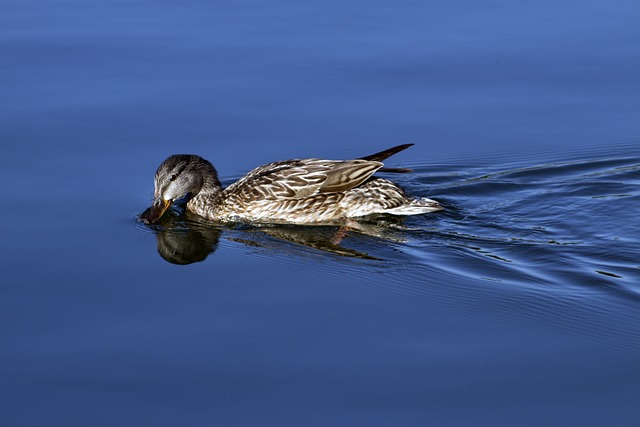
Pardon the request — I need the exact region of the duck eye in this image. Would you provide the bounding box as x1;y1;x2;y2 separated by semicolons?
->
170;174;178;182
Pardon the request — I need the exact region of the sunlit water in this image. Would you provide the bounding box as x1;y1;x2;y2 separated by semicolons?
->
2;0;640;426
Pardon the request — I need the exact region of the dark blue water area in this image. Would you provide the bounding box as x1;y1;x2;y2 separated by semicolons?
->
1;0;640;426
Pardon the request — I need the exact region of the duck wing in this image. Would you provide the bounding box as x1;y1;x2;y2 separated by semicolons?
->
224;159;384;201
317;160;382;193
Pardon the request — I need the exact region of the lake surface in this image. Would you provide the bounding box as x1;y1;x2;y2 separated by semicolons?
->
1;0;639;425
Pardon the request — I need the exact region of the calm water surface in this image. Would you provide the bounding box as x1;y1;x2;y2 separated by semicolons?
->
1;0;639;426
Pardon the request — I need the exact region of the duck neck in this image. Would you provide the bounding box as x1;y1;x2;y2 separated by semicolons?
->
186;164;224;218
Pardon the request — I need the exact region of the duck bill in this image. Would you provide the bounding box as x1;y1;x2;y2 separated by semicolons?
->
142;197;171;224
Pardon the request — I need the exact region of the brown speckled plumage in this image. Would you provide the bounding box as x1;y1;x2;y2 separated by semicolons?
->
141;144;442;225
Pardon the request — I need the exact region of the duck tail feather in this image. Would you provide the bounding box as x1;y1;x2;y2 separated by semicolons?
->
359;144;414;162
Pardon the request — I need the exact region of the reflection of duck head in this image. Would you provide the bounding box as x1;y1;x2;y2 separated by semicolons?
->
140;208;222;265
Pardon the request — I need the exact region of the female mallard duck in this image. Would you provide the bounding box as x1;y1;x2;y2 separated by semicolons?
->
141;144;441;225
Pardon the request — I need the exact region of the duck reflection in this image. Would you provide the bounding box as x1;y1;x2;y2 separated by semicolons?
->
140;208;222;264
139;208;405;264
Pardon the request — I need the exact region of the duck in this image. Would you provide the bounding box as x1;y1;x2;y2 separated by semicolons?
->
141;144;442;225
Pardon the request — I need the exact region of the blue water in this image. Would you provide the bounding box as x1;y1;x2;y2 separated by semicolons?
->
1;0;639;425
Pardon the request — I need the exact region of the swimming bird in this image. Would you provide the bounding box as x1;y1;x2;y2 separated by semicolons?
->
141;144;441;225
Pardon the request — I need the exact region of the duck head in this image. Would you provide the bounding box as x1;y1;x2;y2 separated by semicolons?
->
142;154;216;224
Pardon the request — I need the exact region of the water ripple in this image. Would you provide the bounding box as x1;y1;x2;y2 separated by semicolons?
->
398;155;640;301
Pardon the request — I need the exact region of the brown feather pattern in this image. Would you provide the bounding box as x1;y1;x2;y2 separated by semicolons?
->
145;144;441;225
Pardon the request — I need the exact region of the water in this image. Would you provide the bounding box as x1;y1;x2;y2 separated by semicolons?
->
1;0;639;425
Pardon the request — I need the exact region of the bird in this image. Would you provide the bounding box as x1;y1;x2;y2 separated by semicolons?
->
141;144;442;225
